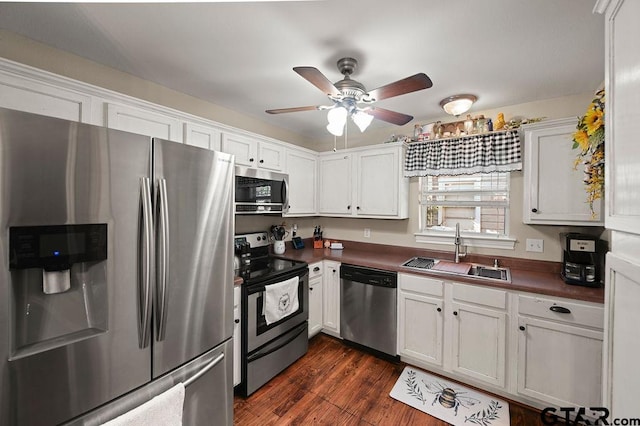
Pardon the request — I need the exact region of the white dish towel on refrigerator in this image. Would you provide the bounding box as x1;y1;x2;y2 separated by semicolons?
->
101;383;185;426
263;276;299;325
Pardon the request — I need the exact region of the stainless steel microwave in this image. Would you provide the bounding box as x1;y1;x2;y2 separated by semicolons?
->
235;166;289;214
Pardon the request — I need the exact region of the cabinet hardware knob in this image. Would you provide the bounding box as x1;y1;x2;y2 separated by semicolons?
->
531;208;538;213
259;159;264;163
333;269;336;273
356;206;360;210
437;307;442;312
519;325;525;331
549;305;571;314
347;205;351;210
313;267;320;272
249;158;254;162
453;311;458;316
310;287;313;291
234;319;240;324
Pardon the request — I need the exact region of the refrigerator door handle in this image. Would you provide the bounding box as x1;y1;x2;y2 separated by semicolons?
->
183;352;225;388
155;178;170;341
139;177;154;348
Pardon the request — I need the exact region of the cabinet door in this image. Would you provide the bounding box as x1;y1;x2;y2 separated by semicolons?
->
603;253;640;418
523;118;603;225
450;302;507;387
284;149;317;216
257;140;285;171
308;275;323;338
319;153;352;215
105;103;182;142
0;72;92;123
184;122;221;151
356;147;400;217
221;133;258;167
517;316;602;408
322;261;341;336
398;291;444;367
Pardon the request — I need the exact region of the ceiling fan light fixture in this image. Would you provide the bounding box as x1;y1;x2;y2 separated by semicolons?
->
352;110;374;132
326;106;348;136
440;94;477;116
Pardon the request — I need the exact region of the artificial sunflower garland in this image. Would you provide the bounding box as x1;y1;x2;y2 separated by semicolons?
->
572;89;605;218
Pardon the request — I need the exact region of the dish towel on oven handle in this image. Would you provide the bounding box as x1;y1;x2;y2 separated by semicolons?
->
263;276;299;325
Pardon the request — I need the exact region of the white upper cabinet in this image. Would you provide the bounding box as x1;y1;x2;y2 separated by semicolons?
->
318;142;409;219
318;152;353;215
0;70;92;123
183;122;221;151
284;148;317;216
105;103;182;142
522;118;603;225
221;133;284;171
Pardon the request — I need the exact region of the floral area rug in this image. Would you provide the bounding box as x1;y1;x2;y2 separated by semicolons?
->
389;367;510;426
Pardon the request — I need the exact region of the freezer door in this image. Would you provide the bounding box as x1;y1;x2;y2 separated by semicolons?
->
0;109;152;426
152;139;234;377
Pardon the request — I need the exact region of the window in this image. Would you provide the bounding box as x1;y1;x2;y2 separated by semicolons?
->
416;172;516;249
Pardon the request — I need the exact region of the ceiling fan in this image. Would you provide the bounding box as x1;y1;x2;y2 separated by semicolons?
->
266;57;433;135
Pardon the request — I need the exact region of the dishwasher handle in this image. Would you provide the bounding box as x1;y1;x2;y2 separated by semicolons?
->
340;264;397;288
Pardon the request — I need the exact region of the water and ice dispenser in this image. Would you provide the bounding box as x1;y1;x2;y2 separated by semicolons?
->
8;224;108;358
10;224;107;294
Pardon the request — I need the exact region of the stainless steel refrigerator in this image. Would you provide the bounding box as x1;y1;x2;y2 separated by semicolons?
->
0;107;234;425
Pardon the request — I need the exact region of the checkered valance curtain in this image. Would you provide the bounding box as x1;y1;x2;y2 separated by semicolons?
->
404;130;522;177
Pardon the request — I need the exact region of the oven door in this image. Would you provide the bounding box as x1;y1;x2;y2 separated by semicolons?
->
244;269;308;354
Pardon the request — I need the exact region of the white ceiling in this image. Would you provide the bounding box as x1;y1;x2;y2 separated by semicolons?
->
0;1;604;140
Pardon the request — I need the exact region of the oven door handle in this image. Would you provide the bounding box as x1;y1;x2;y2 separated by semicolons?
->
247;323;307;363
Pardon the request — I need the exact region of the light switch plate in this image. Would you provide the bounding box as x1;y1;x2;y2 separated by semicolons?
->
526;238;544;252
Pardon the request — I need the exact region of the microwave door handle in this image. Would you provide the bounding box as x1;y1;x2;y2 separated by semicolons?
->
139;177;153;349
155;178;170;341
282;178;289;213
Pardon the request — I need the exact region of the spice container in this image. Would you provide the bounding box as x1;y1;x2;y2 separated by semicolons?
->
464;114;474;135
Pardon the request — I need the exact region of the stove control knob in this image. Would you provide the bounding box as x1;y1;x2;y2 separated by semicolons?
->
256;236;261;241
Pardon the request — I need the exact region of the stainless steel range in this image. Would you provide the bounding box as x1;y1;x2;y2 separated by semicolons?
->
235;232;309;396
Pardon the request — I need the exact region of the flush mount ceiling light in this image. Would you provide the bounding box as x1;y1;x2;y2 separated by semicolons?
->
439;94;478;116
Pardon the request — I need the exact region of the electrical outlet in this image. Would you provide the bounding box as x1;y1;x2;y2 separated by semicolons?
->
364;228;371;238
526;238;544;253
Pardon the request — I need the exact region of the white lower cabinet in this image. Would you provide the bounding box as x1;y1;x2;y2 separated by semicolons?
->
397;274;444;367
398;273;604;412
308;262;323;338
516;294;604;410
322;260;341;337
233;286;241;387
450;283;508;388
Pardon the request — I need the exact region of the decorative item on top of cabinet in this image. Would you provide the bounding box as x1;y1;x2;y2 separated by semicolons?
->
318;142;408;219
221;132;284;171
522;117;603;225
308;262;323;338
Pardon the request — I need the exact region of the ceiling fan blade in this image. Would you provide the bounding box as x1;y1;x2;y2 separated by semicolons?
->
293;66;342;97
367;73;433;102
266;106;321;114
367;107;414;126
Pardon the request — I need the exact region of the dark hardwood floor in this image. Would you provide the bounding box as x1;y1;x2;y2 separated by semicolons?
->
234;333;545;425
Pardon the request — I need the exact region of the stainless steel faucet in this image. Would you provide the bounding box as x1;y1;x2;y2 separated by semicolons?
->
454;222;467;263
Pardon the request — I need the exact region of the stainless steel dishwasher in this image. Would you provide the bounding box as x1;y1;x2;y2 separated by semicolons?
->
340;264;397;358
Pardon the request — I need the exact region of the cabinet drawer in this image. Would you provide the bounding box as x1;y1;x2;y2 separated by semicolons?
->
452;283;507;310
399;273;443;297
308;262;323;279
517;295;603;329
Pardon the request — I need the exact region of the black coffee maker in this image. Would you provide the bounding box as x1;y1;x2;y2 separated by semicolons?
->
560;233;605;287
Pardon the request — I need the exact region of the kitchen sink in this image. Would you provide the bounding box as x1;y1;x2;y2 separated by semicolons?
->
401;257;511;283
468;264;511;282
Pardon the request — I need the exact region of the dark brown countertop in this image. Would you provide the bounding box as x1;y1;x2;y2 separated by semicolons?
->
271;239;604;304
